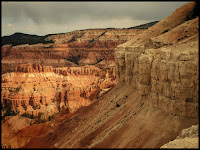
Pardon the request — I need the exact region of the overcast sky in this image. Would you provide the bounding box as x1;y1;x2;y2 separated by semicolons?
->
2;1;189;36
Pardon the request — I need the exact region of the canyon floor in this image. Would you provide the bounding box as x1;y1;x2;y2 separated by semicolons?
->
1;2;199;149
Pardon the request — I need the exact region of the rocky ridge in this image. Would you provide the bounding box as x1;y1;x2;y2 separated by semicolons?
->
115;2;198;118
1;29;145;74
10;2;197;149
1;2;199;149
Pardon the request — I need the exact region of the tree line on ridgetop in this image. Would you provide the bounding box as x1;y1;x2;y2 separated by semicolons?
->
1;21;159;46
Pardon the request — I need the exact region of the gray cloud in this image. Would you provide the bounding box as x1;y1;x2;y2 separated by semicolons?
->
2;1;189;36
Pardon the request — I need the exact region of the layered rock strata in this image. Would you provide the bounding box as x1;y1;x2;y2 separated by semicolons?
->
18;2;198;149
1;29;145;74
115;2;198;118
1;2;198;149
1;63;116;120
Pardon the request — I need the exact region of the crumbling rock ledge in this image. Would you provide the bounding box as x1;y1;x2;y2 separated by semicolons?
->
160;125;199;148
115;2;198;118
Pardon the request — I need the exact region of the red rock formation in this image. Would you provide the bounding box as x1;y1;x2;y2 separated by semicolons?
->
1;116;49;149
1;44;12;58
1;29;145;74
15;63;53;73
1;2;198;149
1;63;116;120
53;65;101;76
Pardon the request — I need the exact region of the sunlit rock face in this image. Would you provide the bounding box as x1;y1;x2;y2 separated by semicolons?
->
1;28;140;119
1;28;145;74
1;25;140;149
1;2;199;149
1;63;116;120
115;2;198;118
160;125;199;149
1;63;116;149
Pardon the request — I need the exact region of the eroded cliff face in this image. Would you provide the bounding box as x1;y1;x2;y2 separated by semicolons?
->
1;61;116;148
1;29;144;74
16;2;198;149
1;63;116;121
160;125;199;148
1;2;198;149
115;2;198;118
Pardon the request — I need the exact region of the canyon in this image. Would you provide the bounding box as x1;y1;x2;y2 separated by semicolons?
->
1;28;145;74
1;2;199;149
2;25;146;121
1;18;147;149
1;63;116;119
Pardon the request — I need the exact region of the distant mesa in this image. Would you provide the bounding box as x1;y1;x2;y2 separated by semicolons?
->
127;21;159;29
1;2;199;149
1;21;158;46
2;32;54;46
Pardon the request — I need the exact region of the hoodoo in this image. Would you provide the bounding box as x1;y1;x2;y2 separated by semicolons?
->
1;2;198;149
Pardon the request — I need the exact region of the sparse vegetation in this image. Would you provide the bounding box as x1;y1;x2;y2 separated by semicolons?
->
23;105;27;111
126;21;159;29
96;58;104;64
65;55;81;65
2;106;19;120
32;104;40;110
2;32;54;46
88;39;95;43
162;29;169;34
21;112;36;119
67;36;76;43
